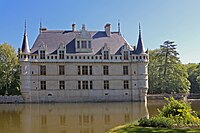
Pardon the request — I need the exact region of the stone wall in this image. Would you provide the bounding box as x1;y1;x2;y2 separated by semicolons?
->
0;96;24;103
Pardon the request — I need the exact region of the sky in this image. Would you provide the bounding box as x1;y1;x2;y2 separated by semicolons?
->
0;0;200;64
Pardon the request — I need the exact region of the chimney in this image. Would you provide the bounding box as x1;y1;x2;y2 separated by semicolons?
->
104;23;111;37
72;23;76;31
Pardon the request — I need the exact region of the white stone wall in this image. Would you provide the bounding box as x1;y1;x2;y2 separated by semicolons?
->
20;54;148;103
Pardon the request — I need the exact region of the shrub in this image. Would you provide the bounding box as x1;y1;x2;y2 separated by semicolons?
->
138;116;174;128
138;97;200;128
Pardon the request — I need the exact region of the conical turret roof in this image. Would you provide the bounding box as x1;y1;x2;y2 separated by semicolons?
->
21;21;30;54
135;24;145;54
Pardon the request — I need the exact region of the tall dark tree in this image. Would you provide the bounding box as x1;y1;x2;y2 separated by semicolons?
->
148;41;190;94
0;43;20;95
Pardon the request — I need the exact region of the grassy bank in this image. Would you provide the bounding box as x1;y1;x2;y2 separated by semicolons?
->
107;123;200;133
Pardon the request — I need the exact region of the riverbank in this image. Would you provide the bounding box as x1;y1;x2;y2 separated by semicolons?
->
107;123;200;133
0;95;24;103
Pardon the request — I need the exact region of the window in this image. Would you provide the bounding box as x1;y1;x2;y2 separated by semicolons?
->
59;65;65;75
40;65;46;75
82;81;88;89
82;66;88;75
124;80;129;89
78;81;81;89
40;50;45;59
124;51;128;60
78;66;81;75
59;81;65;90
104;80;109;89
59;50;64;59
77;41;80;48
103;66;109;75
89;66;92;75
88;41;91;48
123;66;128;75
90;81;93;89
41;81;46;90
104;51;109;59
81;41;87;48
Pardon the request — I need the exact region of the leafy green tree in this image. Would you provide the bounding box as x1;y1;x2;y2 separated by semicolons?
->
0;43;20;95
186;63;200;93
148;41;190;94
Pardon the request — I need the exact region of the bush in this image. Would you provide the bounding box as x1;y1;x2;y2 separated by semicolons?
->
138;117;174;128
138;97;200;128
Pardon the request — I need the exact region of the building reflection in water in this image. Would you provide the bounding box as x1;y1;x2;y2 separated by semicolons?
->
0;102;149;133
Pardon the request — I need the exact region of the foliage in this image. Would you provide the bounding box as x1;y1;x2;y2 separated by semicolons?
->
107;124;200;133
0;43;20;95
186;63;200;93
148;41;190;94
138;116;174;128
159;97;200;127
138;97;200;129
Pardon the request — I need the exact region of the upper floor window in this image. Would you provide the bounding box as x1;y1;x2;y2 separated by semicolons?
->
89;66;92;75
78;66;81;75
59;50;64;59
81;41;87;48
59;65;65;75
123;66;128;75
41;81;46;90
104;51;109;60
40;65;46;75
103;66;109;75
82;66;88;75
124;51;128;60
40;50;45;59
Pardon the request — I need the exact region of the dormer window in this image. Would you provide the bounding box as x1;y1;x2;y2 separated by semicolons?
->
77;41;80;48
40;50;45;59
59;50;64;59
124;51;128;60
88;41;91;48
104;51;109;60
81;41;87;48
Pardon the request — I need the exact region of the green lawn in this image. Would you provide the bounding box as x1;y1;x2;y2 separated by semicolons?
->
107;124;200;133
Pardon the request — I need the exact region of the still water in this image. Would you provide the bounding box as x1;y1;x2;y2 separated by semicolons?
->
0;100;199;133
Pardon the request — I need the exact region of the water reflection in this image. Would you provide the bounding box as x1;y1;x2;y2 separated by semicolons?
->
0;102;148;133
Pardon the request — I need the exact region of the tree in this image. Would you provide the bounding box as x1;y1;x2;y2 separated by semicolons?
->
186;63;200;93
0;43;20;95
148;41;190;94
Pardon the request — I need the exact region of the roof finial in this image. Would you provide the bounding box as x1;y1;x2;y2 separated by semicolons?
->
118;19;121;35
24;19;27;35
39;18;43;33
139;23;141;35
40;18;42;29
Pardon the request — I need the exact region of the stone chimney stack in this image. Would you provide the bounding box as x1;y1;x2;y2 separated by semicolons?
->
104;23;111;37
72;23;76;31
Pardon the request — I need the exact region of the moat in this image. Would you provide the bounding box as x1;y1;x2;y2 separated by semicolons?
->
0;100;200;133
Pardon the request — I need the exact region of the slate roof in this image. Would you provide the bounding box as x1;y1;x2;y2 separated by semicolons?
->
30;30;134;55
29;25;146;55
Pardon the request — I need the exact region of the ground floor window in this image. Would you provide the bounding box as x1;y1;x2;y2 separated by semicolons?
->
41;81;46;90
104;80;109;89
59;81;65;90
124;80;129;89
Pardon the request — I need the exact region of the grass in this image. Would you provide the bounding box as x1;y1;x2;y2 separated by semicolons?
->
107;123;200;133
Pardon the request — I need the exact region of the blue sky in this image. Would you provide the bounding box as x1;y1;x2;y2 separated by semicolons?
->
0;0;199;63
